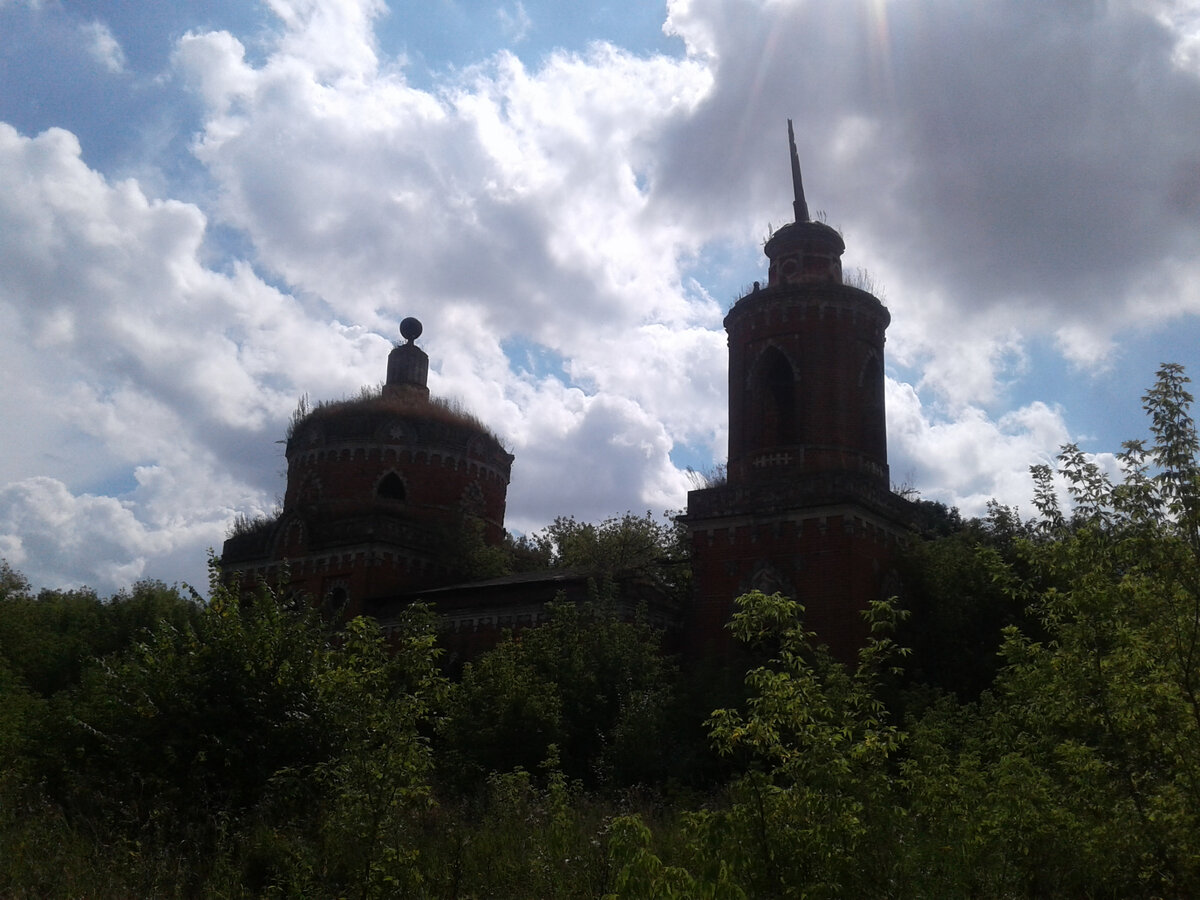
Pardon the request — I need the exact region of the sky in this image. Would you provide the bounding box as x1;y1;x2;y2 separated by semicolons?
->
2;0;1199;595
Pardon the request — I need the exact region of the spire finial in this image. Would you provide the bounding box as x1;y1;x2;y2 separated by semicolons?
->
788;119;809;223
385;316;430;400
399;316;423;345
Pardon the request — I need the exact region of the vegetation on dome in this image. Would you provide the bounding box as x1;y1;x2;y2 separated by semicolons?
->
685;461;728;490
762;210;843;244
226;512;279;541
285;385;507;448
844;267;885;298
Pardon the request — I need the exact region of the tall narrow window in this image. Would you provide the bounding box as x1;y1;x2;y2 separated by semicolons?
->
859;355;886;460
752;347;798;447
377;471;406;502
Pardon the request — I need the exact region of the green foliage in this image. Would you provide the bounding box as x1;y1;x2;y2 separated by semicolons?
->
226;511;278;540
0;560;447;897
0;660;41;792
904;362;1200;897
0;559;30;599
418;761;612;899
267;608;448;898
698;591;908;897
897;502;1038;700
58;573;331;837
605;815;744;900
606;590;909;898
0;578;198;698
439;516;516;581
451;509;689;584
0;575;201;815
43;564;445;863
906;497;965;538
442;596;677;789
441;633;565;781
526;510;688;577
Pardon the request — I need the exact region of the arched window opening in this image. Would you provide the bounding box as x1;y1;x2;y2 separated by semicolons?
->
299;477;320;507
859;354;886;459
377;472;406;502
284;518;304;551
321;585;349;622
752;347;798;448
326;585;348;611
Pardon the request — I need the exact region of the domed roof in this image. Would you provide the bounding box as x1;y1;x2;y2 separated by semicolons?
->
763;219;845;259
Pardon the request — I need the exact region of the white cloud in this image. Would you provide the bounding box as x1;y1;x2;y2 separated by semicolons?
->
661;0;1200;392
505;391;693;532
264;0;387;79
81;20;126;73
497;2;532;43
170;6;723;537
0;122;380;592
886;379;1071;517
0;477;163;590
1138;0;1200;70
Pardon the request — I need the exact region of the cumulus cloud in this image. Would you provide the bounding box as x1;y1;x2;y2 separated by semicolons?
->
0;122;384;591
171;3;723;530
497;2;531;43
81;20;126;73
886;379;1072;517
0;477;165;590
178;0;1200;414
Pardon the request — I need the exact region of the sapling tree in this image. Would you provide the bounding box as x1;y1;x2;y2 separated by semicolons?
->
907;363;1200;896
607;589;910;899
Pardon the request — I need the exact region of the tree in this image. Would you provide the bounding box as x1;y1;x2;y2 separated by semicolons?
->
58;570;334;838
283;608;447;899
607;590;909;898
517;511;690;602
0;577;198;698
905;363;1200;896
534;511;686;572
440;595;677;789
896;502;1038;701
54;562;444;856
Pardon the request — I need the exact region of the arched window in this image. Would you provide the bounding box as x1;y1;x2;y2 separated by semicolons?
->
377;471;406;502
279;516;305;555
321;584;349;622
751;346;798;447
299;476;320;507
859;354;886;459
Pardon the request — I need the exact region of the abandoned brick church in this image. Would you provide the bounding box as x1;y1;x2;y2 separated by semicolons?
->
221;123;916;662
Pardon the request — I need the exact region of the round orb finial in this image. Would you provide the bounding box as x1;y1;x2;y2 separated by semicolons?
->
399;317;423;343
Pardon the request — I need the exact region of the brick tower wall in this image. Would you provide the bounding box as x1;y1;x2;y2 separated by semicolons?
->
222;397;513;616
685;504;906;661
726;282;890;487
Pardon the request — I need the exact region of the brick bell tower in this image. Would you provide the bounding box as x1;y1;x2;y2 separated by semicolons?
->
684;121;914;660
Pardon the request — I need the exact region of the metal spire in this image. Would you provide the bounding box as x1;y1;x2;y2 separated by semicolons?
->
787;119;809;223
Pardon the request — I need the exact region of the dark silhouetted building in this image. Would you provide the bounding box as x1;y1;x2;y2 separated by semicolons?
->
223;123;914;662
221;317;513;620
682;121;914;661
